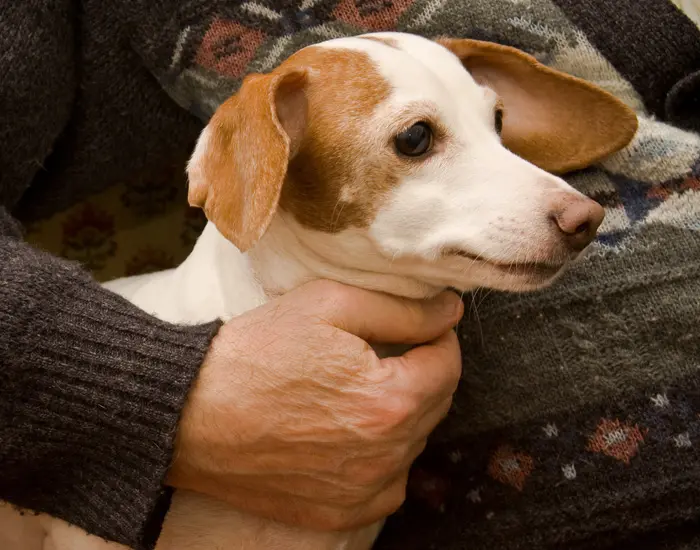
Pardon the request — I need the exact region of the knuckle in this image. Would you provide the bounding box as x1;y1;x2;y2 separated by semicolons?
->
360;394;416;439
382;396;416;431
386;443;414;469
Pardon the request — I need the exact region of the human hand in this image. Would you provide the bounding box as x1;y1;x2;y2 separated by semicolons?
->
167;280;463;531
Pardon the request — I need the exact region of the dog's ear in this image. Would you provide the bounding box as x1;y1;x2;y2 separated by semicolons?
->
436;38;638;174
187;68;308;251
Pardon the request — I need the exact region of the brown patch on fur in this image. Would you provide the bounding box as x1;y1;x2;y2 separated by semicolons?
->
276;46;404;233
188;44;413;245
437;38;638;174
359;35;400;49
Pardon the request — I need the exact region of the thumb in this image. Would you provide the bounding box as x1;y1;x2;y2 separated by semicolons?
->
301;281;463;344
388;330;462;402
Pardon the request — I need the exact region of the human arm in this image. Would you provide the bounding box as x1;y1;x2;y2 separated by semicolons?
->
1;216;464;546
0;207;221;549
0;3;223;546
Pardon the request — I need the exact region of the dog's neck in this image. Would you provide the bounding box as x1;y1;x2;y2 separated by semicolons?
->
194;214;443;319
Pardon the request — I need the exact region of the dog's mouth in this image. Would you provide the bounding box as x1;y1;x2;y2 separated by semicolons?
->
444;248;566;279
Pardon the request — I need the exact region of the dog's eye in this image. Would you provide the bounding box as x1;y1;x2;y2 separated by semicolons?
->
494;107;504;135
395;122;433;157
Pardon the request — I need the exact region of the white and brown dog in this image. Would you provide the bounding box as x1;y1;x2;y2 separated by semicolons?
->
1;32;637;550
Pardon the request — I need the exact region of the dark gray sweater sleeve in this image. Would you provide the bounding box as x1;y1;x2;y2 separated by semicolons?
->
0;207;222;549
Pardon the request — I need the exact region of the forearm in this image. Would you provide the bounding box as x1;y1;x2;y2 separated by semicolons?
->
0;208;221;549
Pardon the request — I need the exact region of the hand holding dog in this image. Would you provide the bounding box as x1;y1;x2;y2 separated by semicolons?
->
167;280;463;531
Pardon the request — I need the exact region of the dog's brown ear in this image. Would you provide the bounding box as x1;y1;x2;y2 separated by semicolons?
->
187;68;308;251
436;38;638;174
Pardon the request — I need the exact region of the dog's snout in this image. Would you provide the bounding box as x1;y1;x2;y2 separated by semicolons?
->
550;195;605;251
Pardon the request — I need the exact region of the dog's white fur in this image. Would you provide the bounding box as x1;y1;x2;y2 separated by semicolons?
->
1;32;635;550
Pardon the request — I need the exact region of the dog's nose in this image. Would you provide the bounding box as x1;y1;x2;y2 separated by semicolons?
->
551;196;605;251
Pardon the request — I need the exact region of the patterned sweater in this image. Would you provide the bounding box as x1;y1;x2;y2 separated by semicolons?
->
1;1;699;549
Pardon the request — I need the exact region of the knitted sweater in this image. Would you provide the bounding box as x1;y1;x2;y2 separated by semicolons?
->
1;1;699;549
0;208;220;547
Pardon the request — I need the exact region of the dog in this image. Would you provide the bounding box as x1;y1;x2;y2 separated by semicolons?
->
0;32;637;550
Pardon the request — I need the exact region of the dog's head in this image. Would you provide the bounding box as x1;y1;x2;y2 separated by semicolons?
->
188;32;637;294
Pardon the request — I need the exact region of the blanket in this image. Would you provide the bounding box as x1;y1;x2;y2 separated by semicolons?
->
20;0;700;548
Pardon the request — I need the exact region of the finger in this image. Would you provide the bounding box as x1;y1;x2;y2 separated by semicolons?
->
303;281;464;344
218;471;370;506
213;478;403;532
386;330;462;401
348;475;408;528
391;440;428;475
413;396;453;439
202;479;325;528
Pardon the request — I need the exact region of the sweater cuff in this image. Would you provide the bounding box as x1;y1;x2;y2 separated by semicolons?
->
0;236;222;549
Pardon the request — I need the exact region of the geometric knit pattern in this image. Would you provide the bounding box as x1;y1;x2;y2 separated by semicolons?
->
157;0;700;251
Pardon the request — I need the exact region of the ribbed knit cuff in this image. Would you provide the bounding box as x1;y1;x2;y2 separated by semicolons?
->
0;236;222;549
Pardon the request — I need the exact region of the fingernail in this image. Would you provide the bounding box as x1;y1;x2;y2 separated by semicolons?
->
437;291;461;315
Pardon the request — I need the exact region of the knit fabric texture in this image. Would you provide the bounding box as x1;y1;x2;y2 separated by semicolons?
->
1;0;699;549
0;5;222;548
0;206;222;548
